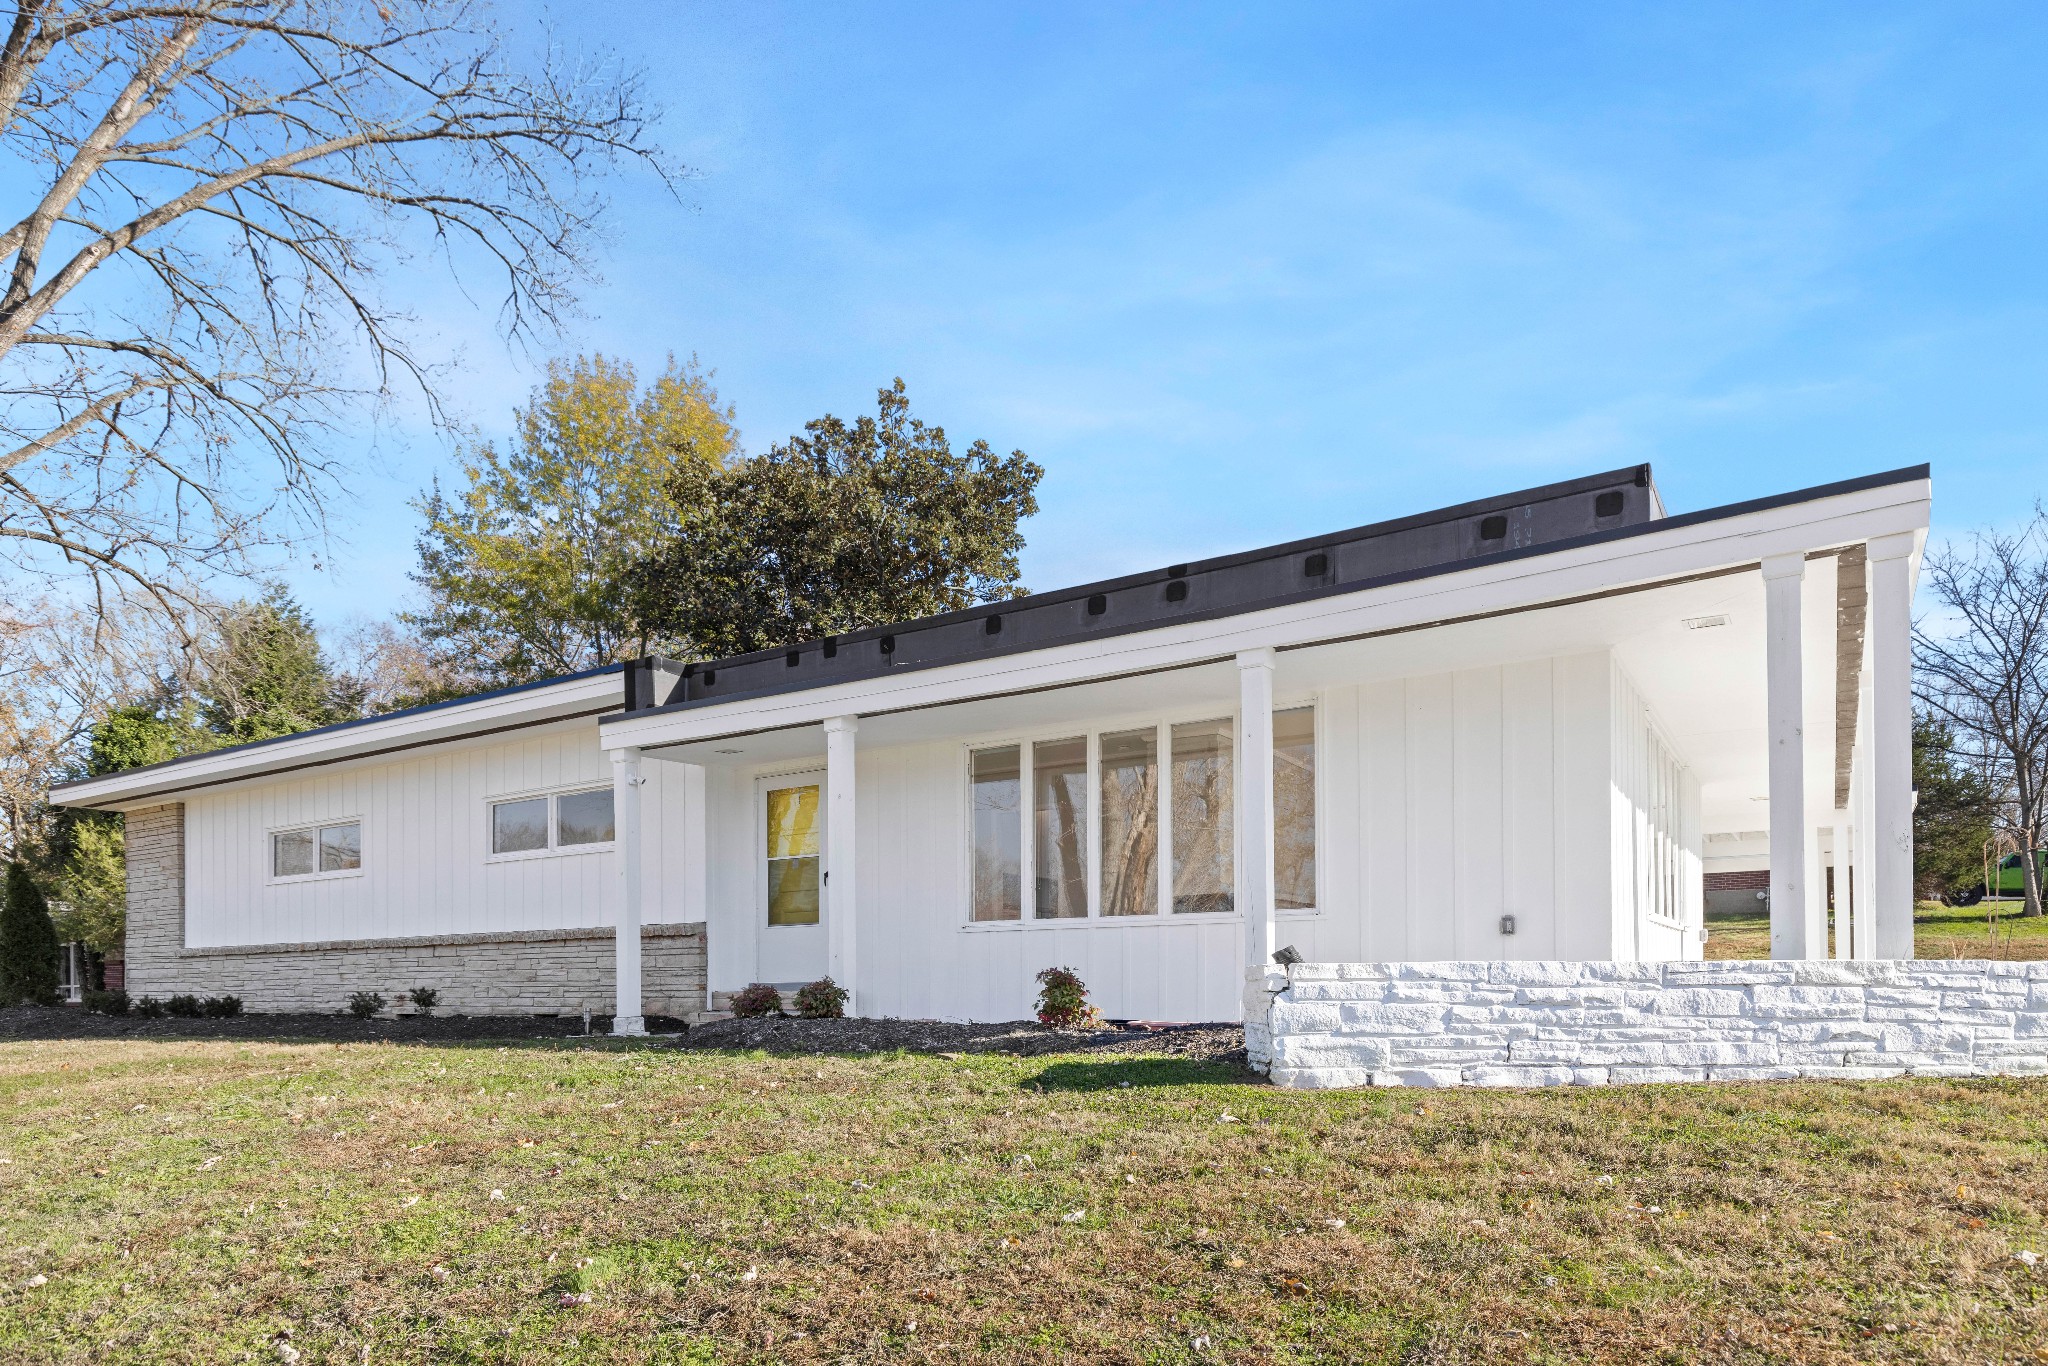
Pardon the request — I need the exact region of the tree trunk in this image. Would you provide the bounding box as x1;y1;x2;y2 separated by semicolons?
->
2023;844;2044;918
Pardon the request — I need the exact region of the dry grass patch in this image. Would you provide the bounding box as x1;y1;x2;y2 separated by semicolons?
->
0;1038;2044;1363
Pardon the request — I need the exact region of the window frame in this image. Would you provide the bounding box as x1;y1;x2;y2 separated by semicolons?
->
483;782;618;863
266;816;366;884
958;696;1322;931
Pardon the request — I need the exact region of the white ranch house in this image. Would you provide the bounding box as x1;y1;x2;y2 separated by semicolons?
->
60;463;2006;1089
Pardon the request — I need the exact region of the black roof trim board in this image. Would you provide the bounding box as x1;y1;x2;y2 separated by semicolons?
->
49;662;624;797
617;462;1929;722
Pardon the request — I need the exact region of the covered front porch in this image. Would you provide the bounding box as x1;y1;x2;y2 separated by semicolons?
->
591;483;1923;1032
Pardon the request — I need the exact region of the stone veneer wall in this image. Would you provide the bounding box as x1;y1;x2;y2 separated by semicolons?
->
1245;960;2048;1089
122;801;707;1017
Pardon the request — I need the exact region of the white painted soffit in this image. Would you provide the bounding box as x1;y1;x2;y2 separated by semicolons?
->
50;668;625;810
602;472;1930;752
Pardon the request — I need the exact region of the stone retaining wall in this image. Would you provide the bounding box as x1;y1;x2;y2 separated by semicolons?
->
122;801;706;1017
1245;960;2048;1088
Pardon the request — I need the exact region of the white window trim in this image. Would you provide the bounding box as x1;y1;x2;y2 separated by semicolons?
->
957;695;1322;932
484;782;617;864
266;816;366;885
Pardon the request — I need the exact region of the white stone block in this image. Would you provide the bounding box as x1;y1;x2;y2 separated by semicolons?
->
1369;1067;1467;1088
1268;1067;1378;1090
1463;1065;1581;1087
1648;988;1750;1017
1338;1002;1446;1033
1388;962;1492;982
1605;1066;1710;1084
1485;961;1587;987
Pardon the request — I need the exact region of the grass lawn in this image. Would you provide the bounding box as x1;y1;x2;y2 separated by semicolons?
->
4;1039;2047;1363
1706;900;2048;961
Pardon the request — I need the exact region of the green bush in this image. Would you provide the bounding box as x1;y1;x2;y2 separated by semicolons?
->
83;988;129;1015
1034;966;1102;1029
729;983;782;1018
347;991;385;1019
408;987;439;1015
165;994;203;1018
0;862;61;1006
792;977;847;1019
133;996;167;1019
201;995;242;1018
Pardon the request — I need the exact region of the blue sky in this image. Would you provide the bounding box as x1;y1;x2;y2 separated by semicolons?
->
295;0;2047;625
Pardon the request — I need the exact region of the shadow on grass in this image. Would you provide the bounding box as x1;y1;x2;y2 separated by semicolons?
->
1021;1056;1256;1091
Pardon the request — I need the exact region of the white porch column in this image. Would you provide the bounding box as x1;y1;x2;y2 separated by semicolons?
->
609;746;646;1036
1868;532;1917;958
1236;648;1277;973
824;715;859;1011
1830;811;1853;960
1762;552;1811;959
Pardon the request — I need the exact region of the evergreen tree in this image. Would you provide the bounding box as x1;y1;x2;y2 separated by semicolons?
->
0;862;60;1007
1914;714;2001;901
197;588;353;744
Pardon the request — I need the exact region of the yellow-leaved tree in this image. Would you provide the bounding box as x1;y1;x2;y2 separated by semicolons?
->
407;355;738;687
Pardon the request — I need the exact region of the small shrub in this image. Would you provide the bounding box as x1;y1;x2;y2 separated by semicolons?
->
83;988;129;1016
132;996;167;1019
347;990;385;1020
200;995;242;1018
165;994;203;1018
792;977;848;1019
729;983;783;1018
1034;966;1103;1029
408;987;439;1015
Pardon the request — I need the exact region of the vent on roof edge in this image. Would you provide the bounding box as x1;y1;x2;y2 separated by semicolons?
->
1086;593;1106;616
822;638;837;658
701;669;716;686
1479;515;1508;541
1165;580;1189;602
785;650;800;667
1595;490;1625;518
984;614;1002;635
1303;552;1329;578
879;635;896;655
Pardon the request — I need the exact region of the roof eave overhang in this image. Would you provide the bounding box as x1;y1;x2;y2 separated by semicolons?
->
601;467;1930;753
51;668;626;811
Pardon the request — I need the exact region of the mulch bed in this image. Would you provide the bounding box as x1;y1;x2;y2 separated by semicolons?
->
0;1005;623;1044
0;1004;1246;1062
674;1016;1248;1063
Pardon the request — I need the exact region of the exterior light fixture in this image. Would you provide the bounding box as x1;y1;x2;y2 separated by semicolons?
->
1272;945;1302;967
1499;915;1517;936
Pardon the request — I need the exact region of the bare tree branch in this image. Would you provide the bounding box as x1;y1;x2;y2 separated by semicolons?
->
1914;505;2048;916
0;0;677;631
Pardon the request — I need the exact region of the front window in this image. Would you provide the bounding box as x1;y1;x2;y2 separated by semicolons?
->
272;821;361;879
968;706;1316;924
488;786;614;858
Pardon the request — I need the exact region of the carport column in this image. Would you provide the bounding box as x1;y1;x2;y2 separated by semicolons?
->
1236;648;1278;974
1762;553;1811;960
824;716;860;1012
1831;811;1854;959
1867;533;1917;958
609;746;646;1036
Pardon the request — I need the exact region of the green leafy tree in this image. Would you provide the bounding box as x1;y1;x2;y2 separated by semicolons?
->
635;379;1043;657
1;862;60;1006
1914;715;2001;901
408;354;738;686
52;819;123;957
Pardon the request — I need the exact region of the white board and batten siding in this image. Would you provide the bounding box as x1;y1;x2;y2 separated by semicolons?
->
788;647;1705;1025
182;724;705;949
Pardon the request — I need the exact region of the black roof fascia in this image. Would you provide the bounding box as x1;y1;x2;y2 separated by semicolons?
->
621;462;1928;722
49;662;625;797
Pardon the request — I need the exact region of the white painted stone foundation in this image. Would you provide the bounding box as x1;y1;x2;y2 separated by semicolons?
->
1244;960;2048;1088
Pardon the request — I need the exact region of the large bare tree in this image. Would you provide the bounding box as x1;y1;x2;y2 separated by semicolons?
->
1915;506;2048;917
0;0;671;634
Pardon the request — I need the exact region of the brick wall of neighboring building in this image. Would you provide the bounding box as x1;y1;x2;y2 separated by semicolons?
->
121;799;707;1017
1705;869;1770;892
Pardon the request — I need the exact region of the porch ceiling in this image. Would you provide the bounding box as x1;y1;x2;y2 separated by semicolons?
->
643;559;1847;842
